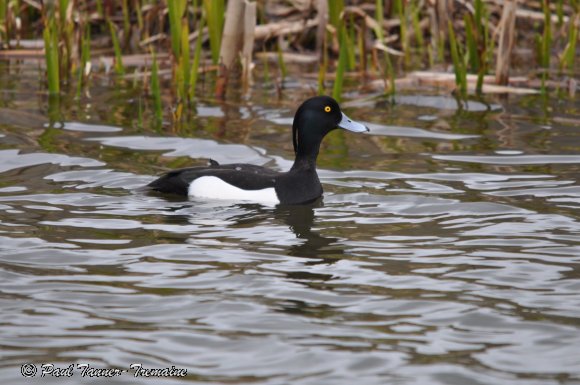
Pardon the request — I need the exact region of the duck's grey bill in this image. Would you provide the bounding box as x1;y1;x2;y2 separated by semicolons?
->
338;112;369;133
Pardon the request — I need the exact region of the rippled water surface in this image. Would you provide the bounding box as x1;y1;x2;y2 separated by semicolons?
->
1;63;580;384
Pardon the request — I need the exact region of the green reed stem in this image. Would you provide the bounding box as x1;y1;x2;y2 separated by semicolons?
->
384;52;395;97
560;14;578;72
134;0;143;31
345;20;356;71
168;0;186;58
328;0;344;29
108;20;125;75
189;16;204;100
448;21;467;98
394;0;409;65
411;0;424;52
76;24;91;96
277;42;287;83
203;0;224;64
96;0;103;18
0;0;7;45
181;18;190;89
332;27;348;102
318;31;328;95
375;0;384;41
121;0;130;46
43;17;60;94
464;15;479;73
537;0;551;93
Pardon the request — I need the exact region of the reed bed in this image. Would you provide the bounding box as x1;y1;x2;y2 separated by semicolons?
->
0;0;578;120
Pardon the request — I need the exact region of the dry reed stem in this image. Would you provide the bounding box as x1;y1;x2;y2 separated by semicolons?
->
219;0;245;71
254;18;318;40
495;0;517;85
316;0;328;55
216;0;245;98
242;0;256;89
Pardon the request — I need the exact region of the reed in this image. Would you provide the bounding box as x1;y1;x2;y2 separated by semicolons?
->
189;17;204;100
317;32;328;95
168;0;186;58
328;1;348;101
394;0;409;65
357;22;366;77
328;0;344;29
135;0;143;31
560;14;578;72
375;0;384;41
0;0;8;45
6;0;579;102
384;52;395;97
121;0;131;46
464;16;479;73
346;17;356;71
43;17;60;94
536;0;552;92
150;52;163;121
137;97;144;129
58;0;74;75
448;21;467;98
204;0;224;64
76;24;91;96
262;46;271;86
557;0;564;27
179;19;190;98
277;42;287;84
108;20;125;75
96;0;103;18
332;28;348;102
411;0;424;54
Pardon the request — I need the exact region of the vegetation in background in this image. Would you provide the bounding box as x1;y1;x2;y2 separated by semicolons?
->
0;0;577;121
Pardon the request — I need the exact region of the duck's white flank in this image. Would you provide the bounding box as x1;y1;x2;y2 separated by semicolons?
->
188;176;280;204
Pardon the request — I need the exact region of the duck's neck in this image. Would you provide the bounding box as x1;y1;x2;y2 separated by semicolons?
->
290;141;321;171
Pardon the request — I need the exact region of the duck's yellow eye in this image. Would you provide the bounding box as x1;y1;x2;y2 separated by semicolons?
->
324;106;331;113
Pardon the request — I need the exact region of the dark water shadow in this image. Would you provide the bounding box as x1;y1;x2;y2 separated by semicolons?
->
146;192;344;265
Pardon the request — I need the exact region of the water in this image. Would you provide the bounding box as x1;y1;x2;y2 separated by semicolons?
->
1;62;580;384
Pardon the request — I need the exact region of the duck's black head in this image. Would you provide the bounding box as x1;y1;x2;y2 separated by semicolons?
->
292;96;368;158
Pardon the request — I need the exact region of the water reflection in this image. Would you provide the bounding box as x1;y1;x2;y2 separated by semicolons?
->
149;193;343;265
274;202;343;263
